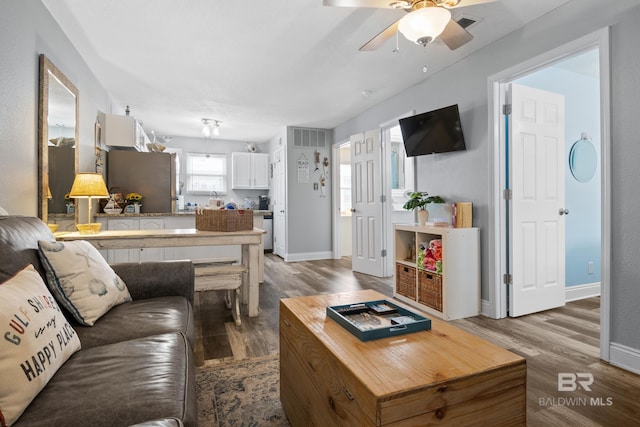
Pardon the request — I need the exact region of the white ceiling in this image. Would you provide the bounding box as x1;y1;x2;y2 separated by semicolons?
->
42;0;569;143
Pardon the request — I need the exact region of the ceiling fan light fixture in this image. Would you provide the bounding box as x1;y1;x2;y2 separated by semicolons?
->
398;6;451;47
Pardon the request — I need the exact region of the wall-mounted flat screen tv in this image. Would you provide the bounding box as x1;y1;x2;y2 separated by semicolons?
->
399;104;467;157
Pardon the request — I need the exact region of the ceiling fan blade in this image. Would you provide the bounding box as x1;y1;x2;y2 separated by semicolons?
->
437;0;495;8
439;19;473;50
323;0;402;8
359;19;400;51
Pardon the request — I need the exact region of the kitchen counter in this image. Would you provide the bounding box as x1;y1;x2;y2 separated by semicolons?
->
95;210;272;218
93;210;271;282
57;227;265;317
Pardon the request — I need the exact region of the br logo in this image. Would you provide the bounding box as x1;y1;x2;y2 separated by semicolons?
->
558;373;594;392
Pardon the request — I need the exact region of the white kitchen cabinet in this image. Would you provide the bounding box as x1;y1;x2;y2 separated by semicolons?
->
96;217;165;262
162;216;241;263
138;218;165;261
394;224;480;321
231;152;269;189
104;114;149;152
95;213;266;282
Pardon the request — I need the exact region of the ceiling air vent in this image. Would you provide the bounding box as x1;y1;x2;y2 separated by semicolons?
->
456;16;477;30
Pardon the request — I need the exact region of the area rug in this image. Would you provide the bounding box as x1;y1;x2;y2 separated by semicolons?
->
196;354;290;426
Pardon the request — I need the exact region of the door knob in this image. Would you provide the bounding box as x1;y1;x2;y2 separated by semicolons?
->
559;208;569;215
350;208;356;213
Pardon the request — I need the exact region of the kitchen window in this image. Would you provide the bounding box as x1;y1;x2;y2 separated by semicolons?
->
185;152;227;195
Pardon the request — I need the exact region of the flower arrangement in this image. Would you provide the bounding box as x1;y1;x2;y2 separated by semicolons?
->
64;193;74;214
125;193;143;204
417;239;443;272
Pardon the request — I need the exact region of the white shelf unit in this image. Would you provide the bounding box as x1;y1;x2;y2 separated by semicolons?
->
394;224;480;321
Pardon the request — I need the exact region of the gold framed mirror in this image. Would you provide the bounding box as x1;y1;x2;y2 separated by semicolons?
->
38;54;79;225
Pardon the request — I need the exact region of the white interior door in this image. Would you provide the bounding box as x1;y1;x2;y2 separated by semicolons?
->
272;148;286;258
510;83;566;316
351;129;384;277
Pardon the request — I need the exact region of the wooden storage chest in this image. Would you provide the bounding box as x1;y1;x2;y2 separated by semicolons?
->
280;290;526;427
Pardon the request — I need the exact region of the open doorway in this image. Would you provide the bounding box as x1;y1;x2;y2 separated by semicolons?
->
513;49;602;308
489;29;611;360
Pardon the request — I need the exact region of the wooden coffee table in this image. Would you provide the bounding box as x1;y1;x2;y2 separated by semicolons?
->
280;289;526;426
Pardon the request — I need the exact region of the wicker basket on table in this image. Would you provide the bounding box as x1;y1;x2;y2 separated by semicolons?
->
195;209;254;231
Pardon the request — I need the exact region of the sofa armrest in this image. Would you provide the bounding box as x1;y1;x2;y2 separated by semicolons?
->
112;261;194;305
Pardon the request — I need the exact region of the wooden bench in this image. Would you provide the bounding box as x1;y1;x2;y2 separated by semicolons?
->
191;257;246;326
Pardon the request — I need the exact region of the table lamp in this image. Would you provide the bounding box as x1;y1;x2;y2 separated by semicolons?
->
69;172;109;234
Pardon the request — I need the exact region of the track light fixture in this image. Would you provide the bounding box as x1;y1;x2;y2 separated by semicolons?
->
202;119;221;138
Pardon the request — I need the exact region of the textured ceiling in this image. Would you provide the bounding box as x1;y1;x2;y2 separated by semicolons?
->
42;0;569;142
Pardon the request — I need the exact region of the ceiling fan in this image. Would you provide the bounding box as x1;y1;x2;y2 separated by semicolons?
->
323;0;495;51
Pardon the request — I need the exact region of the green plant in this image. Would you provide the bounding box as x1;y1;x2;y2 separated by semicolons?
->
402;192;445;211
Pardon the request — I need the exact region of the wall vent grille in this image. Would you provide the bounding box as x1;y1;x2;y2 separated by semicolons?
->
292;128;329;148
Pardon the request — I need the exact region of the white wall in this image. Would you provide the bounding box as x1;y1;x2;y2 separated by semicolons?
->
609;5;640;368
0;0;111;214
284;127;333;260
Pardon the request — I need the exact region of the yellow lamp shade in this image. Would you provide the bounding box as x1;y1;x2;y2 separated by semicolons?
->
69;173;108;234
69;173;109;198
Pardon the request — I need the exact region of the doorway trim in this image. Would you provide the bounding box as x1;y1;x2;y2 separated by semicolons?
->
332;139;351;259
487;28;611;360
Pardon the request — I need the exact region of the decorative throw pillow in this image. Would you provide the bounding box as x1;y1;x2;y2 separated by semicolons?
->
0;265;81;426
38;240;132;326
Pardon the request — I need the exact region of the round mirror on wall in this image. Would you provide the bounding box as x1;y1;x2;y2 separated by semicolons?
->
569;132;597;183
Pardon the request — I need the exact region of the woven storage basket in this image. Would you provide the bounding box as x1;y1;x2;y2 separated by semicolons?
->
395;263;417;300
418;270;443;312
195;209;254;231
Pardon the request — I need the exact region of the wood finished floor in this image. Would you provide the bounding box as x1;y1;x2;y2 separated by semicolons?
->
194;254;640;426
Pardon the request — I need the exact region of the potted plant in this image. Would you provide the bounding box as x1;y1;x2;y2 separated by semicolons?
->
403;192;445;226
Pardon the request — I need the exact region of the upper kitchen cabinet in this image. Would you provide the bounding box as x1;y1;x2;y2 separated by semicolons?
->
232;152;269;189
104;114;150;152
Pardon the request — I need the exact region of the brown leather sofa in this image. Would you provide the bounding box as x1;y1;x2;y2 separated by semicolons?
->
0;216;197;427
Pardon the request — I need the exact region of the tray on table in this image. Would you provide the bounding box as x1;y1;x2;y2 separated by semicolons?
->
326;299;431;341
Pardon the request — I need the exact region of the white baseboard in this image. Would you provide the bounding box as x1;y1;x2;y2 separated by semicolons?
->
285;251;333;262
481;299;499;319
480;283;600;320
609;342;640;375
565;282;601;302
